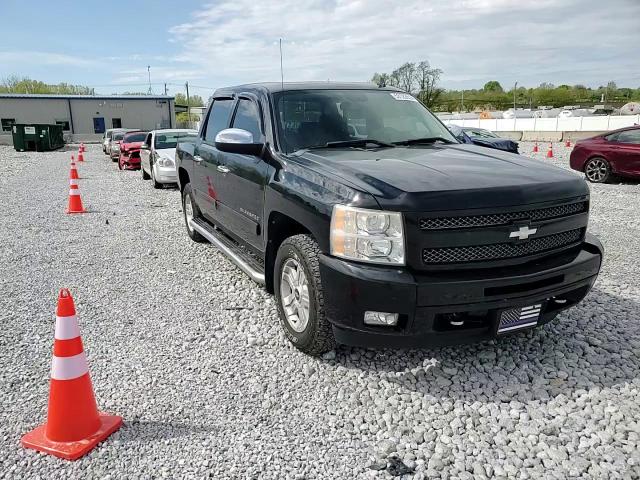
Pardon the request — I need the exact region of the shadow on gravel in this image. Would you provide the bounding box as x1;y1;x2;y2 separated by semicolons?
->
118;419;219;443
331;288;640;402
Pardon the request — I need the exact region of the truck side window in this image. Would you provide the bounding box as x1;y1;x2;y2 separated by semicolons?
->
232;99;262;141
204;99;234;144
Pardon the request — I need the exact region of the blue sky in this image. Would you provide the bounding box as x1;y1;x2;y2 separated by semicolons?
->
1;0;639;99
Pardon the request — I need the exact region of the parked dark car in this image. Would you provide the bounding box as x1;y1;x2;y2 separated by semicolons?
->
176;82;602;356
448;125;519;153
570;126;640;183
118;131;148;170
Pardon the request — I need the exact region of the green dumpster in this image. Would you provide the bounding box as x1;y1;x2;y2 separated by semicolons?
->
12;124;65;152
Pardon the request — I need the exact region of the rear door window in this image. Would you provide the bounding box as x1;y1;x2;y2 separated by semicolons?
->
204;99;234;144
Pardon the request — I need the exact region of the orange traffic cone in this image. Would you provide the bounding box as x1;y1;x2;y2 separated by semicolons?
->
546;143;554;158
533;142;539;153
66;182;87;214
70;156;79;180
77;150;85;162
21;289;122;460
80;143;86;153
565;139;571;147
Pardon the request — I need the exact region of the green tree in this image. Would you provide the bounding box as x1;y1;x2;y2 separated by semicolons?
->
483;81;503;93
175;93;204;124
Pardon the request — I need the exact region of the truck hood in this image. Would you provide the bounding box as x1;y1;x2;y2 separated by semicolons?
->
293;144;589;211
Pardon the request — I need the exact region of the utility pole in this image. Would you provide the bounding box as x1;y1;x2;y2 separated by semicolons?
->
513;81;518;111
461;90;464;112
185;81;191;128
164;83;167;95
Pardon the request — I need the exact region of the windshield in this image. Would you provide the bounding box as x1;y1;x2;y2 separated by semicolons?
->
465;128;498;139
155;132;198;149
123;132;147;143
113;132;125;141
273;89;457;153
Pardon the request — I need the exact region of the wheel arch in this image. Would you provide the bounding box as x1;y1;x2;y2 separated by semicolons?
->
178;167;190;193
265;212;313;293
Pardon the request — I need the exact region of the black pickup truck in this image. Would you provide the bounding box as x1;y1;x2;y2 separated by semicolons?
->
176;82;603;355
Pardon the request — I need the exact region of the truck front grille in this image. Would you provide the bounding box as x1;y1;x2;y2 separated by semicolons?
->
422;228;583;264
419;201;587;230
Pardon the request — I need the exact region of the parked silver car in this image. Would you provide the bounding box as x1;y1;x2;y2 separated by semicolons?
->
140;129;198;187
106;129;137;158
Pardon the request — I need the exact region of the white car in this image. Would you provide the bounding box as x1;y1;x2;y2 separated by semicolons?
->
103;128;134;155
140;129;198;187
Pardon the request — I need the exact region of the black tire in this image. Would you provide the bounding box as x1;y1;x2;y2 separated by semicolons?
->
111;155;118;163
118;157;124;170
274;234;336;356
584;157;611;183
151;164;161;189
182;184;206;243
141;164;150;180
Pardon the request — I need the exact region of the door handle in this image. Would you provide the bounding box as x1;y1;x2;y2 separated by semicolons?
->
194;155;204;163
217;165;230;173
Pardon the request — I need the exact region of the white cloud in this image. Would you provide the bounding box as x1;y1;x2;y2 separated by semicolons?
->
169;0;640;88
0;51;99;68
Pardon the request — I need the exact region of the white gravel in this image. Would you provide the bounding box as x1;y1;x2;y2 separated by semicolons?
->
1;142;639;479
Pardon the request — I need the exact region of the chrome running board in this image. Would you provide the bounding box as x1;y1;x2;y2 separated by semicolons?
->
190;218;266;285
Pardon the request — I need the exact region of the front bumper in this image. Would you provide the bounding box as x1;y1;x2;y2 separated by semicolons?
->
119;153;140;169
153;164;178;184
319;233;603;348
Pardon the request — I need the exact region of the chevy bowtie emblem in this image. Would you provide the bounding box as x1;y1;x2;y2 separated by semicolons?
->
510;225;538;241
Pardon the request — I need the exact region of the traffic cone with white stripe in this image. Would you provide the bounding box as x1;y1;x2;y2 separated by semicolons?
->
70;155;79;180
546;143;554;158
80;143;85;153
66;181;87;214
532;142;539;153
77;150;85;162
21;289;122;460
565;139;571;147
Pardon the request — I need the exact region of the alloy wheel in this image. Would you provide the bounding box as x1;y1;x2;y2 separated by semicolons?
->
184;194;194;233
585;158;608;182
280;258;310;333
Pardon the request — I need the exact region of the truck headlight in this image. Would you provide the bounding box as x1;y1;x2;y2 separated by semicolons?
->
330;205;405;265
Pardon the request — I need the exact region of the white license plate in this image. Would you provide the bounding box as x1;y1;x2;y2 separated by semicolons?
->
498;304;542;334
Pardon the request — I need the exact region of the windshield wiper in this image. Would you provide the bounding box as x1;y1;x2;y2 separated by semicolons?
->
307;139;395;150
392;136;456;146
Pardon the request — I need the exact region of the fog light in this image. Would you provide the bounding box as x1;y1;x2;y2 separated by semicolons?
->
364;311;399;326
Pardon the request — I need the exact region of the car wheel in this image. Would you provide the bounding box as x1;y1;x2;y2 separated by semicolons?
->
111;154;118;163
151;164;161;189
274;234;336;356
141;163;150;180
584;157;611;183
182;184;206;242
118;157;124;170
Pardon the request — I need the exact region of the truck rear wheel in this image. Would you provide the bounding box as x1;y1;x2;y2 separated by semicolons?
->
182;184;206;243
274;234;336;356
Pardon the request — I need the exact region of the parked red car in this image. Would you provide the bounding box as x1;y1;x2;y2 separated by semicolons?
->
118;131;148;170
570;126;640;183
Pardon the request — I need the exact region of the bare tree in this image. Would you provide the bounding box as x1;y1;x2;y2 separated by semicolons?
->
393;62;417;93
371;73;390;87
415;61;443;107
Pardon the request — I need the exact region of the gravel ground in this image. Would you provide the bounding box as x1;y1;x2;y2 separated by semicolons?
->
1;142;639;479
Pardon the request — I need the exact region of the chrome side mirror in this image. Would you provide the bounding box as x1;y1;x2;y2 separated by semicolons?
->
215;128;263;156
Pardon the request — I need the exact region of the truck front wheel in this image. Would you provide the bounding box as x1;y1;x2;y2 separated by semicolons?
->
274;234;336;356
182;184;206;243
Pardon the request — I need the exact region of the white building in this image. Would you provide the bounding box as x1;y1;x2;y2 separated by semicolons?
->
0;94;176;145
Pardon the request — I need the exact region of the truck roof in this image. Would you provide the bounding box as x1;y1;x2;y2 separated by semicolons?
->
214;82;402;96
